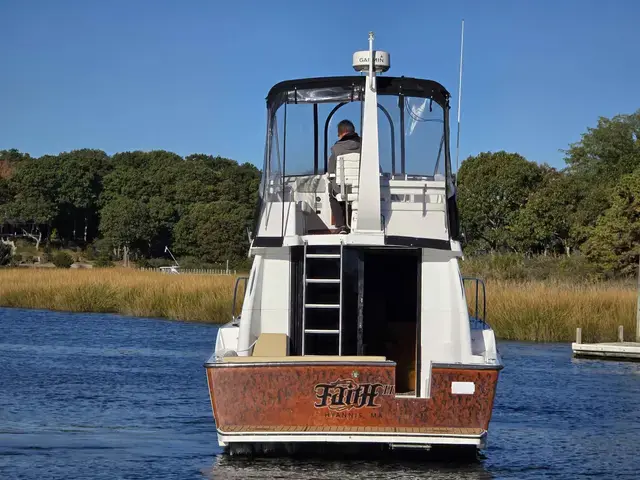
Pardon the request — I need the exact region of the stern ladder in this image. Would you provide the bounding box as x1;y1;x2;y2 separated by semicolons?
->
301;241;344;355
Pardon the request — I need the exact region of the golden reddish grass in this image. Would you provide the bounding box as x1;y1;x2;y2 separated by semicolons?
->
0;268;238;323
0;269;636;342
468;280;637;342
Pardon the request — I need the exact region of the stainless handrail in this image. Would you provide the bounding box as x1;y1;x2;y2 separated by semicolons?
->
462;276;487;324
231;276;249;322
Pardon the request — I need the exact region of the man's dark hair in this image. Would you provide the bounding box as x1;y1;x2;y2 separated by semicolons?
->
337;119;355;136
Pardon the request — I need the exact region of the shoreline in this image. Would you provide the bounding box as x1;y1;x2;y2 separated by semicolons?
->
0;268;636;343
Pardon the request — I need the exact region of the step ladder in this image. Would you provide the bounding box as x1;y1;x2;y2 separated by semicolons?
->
301;242;343;355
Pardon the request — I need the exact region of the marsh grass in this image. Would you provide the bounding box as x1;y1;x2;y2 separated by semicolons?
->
466;280;637;343
0;268;238;323
460;253;605;283
0;268;636;342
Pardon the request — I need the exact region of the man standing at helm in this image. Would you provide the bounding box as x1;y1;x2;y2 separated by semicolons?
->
327;119;361;233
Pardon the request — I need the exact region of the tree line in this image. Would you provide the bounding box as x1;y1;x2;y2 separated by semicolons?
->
0;149;260;268
457;109;640;276
1;108;638;275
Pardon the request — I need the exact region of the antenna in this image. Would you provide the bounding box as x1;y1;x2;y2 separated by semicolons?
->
455;19;465;173
368;31;376;92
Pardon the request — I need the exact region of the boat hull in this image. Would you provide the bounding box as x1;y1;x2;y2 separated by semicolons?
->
205;359;501;450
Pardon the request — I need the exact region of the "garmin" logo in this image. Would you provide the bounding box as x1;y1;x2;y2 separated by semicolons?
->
358;56;386;64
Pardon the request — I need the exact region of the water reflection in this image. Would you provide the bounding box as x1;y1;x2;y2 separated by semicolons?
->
206;451;493;480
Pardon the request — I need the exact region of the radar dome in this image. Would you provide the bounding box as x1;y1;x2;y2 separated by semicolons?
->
352;50;390;73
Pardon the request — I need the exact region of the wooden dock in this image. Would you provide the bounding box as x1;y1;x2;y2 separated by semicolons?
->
573;261;640;362
572;326;640;361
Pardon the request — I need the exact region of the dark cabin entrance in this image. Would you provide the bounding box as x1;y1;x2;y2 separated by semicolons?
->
360;249;420;394
289;246;421;395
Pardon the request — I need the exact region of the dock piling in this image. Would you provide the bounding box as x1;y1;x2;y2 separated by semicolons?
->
576;327;582;345
618;325;624;343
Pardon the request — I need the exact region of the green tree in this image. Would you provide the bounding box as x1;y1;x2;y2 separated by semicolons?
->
173;200;252;266
52;251;74;268
565;110;640;181
101;150;189;255
1;146;261;263
2;154;59;242
457;151;545;253
563;110;640;245
583;168;640;275
103;150;185;205
509;172;583;255
99;196;154;258
101;151;260;259
1;149;109;246
1;192;57;249
52;149;110;242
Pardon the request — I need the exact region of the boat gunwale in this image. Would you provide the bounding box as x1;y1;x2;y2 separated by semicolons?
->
204;360;504;370
431;362;504;371
204;359;396;368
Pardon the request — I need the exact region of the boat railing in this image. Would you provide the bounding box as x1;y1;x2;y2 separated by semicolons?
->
231;276;249;323
462;276;487;326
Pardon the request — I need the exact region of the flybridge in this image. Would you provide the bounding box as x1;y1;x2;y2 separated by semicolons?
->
253;32;458;247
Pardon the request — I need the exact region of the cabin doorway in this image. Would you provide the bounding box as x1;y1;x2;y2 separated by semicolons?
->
361;249;421;394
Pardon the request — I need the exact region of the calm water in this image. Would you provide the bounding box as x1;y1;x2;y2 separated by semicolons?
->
1;308;639;479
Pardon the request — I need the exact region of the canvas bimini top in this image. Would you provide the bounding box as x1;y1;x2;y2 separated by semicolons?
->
266;76;451;113
262;75;453;179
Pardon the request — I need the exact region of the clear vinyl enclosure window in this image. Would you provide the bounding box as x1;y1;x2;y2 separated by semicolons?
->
263;107;285;201
320;101;362;172
377;95;400;174
283;104;315;176
403;96;445;177
276;101;365;176
263;91;446;181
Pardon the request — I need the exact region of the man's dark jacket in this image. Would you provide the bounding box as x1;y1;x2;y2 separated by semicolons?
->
327;132;361;194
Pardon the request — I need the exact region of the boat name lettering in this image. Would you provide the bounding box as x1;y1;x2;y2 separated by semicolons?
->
314;378;394;411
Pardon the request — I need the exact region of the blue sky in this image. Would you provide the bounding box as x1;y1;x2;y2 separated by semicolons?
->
1;0;639;170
